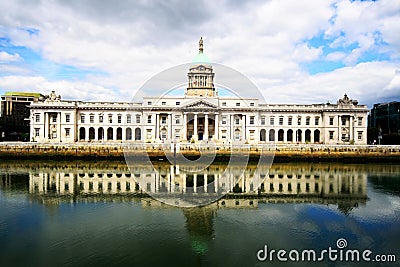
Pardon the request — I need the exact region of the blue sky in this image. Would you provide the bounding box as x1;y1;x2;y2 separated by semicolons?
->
0;0;399;106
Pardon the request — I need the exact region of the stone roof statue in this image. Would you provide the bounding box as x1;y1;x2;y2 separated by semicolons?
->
45;90;61;102
337;94;358;105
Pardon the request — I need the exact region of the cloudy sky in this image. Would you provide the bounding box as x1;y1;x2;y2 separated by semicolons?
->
0;0;399;107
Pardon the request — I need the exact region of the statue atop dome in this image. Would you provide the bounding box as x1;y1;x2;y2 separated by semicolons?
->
199;37;204;53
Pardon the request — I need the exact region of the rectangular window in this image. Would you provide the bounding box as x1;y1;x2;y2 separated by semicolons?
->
52;115;57;123
90;115;94;123
147;101;152;105
176;102;180;106
116;115;121;123
261;116;266;125
236;102;240;107
297;117;301;126
99;115;103;123
35;114;40;123
66;114;70;123
162;101;166;105
222;102;226;106
221;130;227;139
81;115;85;123
341;133;347;141
250;116;255;125
222;116;227;125
288;117;292;126
127;115;131;124
65;128;70;137
315;117;319;126
249;130;255;140
342;118;346;126
175;129;180;138
147;129;152;139
35;128;40;137
175;115;180;124
279;116;284;125
235;118;240;125
147;115;152;123
136;115;141;123
358;117;362;126
108;115;112;123
161;116;167;124
250;102;255;106
270;117;274;126
329;131;334;140
358;131;363;140
329;117;334;125
306;117;310;126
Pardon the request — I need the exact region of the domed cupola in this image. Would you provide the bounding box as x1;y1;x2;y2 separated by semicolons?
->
186;37;217;97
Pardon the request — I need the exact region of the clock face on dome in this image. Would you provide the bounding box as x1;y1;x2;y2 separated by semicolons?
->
198;66;205;71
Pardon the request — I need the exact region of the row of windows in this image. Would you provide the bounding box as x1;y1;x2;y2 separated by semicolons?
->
34;113;364;127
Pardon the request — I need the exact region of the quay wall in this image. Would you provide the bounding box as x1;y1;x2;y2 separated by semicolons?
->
1;142;400;162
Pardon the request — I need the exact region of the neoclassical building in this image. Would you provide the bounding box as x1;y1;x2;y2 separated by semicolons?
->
30;39;368;145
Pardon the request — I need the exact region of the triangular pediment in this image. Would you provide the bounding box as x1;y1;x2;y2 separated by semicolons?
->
183;99;218;109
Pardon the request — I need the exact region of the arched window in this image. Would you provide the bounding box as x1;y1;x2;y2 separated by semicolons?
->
135;128;141;141
278;129;284;142
260;129;266;142
126;128;132;140
107;127;113;140
305;129;311;142
89;127;95;140
234;129;241;141
98;127;104;141
314;129;320;143
79;127;85;141
287;129;293;142
296;129;302;142
116;127;122;140
269;129;275;142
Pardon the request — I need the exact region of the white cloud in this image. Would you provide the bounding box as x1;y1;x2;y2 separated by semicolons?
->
0;51;21;62
0;0;398;105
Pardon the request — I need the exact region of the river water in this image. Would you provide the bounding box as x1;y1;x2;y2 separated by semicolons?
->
0;160;399;267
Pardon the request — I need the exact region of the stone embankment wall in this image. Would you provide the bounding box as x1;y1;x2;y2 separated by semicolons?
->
0;142;400;162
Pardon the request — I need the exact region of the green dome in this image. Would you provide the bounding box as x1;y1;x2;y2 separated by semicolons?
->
192;52;211;64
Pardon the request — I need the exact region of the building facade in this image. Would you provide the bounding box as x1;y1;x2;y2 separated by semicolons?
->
30;39;368;145
368;101;400;144
1;92;44;141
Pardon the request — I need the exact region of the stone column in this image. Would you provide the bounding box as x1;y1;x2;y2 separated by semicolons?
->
44;112;49;140
242;115;246;141
350;116;353;141
338;115;341;142
214;113;219;140
94;127;98;141
57;112;61;142
204;113;209;140
168;113;172;140
183;113;187;141
230;114;234;141
194;113;198;141
122;126;126;141
155;114;159;140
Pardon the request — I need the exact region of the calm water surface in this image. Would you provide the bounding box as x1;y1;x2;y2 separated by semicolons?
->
0;160;399;267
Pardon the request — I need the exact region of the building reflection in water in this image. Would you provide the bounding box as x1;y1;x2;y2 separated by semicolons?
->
0;162;378;257
26;163;368;207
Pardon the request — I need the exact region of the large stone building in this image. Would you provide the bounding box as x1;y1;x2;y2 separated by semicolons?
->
30;39;368;145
